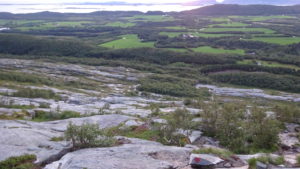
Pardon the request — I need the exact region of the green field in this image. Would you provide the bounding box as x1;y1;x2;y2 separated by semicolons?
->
100;34;154;49
210;17;231;22
210;22;250;27
17;21;91;30
248;37;300;45
0;19;43;26
159;32;239;38
164;48;189;52
192;32;239;38
159;32;185;37
125;15;174;22
238;59;300;70
228;15;295;21
164;26;187;30
247;15;296;21
105;21;136;28
192;46;245;55
161;47;245;54
201;27;275;34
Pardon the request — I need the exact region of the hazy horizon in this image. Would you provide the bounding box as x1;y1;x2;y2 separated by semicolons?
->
0;0;300;13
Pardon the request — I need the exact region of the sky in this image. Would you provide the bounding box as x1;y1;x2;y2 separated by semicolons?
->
0;0;224;4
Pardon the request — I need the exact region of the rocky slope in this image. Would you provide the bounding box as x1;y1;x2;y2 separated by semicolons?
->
0;59;300;169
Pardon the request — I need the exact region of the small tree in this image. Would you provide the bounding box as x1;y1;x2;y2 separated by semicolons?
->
200;101;220;137
158;108;194;146
215;103;246;153
274;104;300;124
65;122;116;149
247;107;280;151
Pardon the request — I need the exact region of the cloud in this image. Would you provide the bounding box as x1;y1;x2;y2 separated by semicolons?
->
0;0;193;4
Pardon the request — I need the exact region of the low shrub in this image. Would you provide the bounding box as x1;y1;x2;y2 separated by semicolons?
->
32;110;81;121
200;102;281;154
0;154;38;169
192;148;233;159
138;75;210;97
297;155;300;166
65;122;116;149
50;136;64;142
38;103;50;108
248;155;285;169
11;88;61;100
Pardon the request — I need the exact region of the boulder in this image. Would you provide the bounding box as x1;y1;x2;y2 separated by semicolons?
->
45;138;192;169
189;154;224;165
124;120;144;127
189;130;203;143
151;118;168;124
0;114;135;163
189;154;223;169
0;120;69;163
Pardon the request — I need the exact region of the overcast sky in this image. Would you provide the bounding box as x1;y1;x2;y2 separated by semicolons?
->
0;0;200;4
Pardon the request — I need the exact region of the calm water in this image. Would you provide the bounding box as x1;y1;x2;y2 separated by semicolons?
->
0;4;202;13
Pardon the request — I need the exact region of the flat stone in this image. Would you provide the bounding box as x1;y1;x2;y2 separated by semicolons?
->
189;154;224;165
0;120;68;163
124;120;144;127
45;138;192;169
0;114;135;163
189;130;203;143
152;118;168;124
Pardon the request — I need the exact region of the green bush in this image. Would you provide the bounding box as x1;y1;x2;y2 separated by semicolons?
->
138;75;210;97
274;104;300;124
245;107;280;152
0;71;54;86
39;103;50;108
32;110;81;121
50;136;64;142
0;104;34;109
65;122;116;149
11;88;61;100
158;109;195;146
200;102;281;153
0;154;37;169
297;155;300;165
192;148;233;159
248;155;285;169
124;129;161;141
209;72;300;93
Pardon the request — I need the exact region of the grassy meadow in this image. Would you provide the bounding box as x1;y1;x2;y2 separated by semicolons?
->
100;34;155;49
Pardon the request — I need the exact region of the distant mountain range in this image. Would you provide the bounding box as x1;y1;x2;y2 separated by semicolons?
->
2;4;300;17
1;1;300;6
183;4;300;15
184;0;300;6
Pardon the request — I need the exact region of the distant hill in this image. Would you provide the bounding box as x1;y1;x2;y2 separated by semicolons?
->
185;0;300;6
222;0;300;5
183;4;300;15
0;11;143;19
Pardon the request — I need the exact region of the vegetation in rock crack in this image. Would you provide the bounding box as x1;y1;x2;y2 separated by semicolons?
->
192;148;233;159
297;155;300;166
65;122;117;149
157;108;196;146
248;155;285;169
10;88;61;100
0;154;39;169
32;110;81;122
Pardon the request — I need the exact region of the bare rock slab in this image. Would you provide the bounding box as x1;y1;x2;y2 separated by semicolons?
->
45;138;192;169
